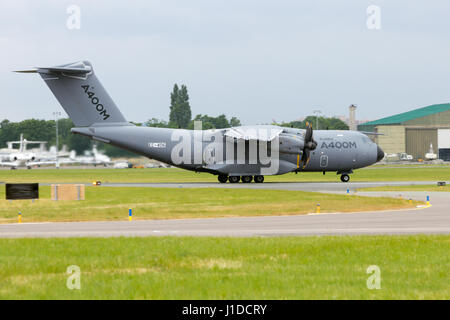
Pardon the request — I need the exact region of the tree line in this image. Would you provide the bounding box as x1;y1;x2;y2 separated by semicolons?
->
279;115;349;130
146;84;241;129
0;118;90;153
0;84;348;157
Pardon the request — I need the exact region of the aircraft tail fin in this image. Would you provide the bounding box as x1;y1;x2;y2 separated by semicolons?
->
16;61;130;127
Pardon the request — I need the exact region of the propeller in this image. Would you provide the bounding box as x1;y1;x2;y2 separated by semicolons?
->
301;123;317;168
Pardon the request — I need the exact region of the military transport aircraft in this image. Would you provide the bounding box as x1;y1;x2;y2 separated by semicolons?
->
16;61;384;182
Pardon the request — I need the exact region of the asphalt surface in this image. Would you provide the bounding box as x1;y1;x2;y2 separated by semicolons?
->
101;180;442;192
0;181;449;238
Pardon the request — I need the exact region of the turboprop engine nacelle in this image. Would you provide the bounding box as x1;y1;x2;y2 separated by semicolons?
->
279;134;304;154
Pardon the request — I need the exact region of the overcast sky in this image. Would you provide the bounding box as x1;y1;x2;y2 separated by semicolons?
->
1;0;450;125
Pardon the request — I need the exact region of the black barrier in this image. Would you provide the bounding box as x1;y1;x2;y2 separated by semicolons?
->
5;183;39;200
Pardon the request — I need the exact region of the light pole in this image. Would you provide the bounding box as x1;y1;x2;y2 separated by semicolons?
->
313;110;322;130
53;111;62;168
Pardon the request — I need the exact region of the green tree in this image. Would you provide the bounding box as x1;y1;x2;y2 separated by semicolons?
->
0;118;142;158
169;84;192;128
0;120;19;148
326;117;349;130
97;142;138;157
145;118;169;128
280;116;349;130
188;114;241;130
189;114;215;130
230;117;241;127
67;131;92;154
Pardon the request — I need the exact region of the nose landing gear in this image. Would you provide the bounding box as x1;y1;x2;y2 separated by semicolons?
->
338;170;353;183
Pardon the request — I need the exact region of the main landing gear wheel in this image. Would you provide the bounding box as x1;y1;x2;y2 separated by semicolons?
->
340;174;350;183
218;174;228;183
229;176;240;183
254;175;264;183
241;176;253;183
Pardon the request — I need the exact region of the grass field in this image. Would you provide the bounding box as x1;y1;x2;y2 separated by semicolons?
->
373;163;450;167
0;186;419;223
1;166;450;184
0;235;448;299
358;185;450;192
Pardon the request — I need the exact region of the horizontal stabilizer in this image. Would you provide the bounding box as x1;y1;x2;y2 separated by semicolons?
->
14;61;92;75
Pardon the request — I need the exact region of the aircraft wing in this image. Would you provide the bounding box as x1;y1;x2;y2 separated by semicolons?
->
224;126;283;141
58;158;78;165
27;160;57;167
0;161;18;167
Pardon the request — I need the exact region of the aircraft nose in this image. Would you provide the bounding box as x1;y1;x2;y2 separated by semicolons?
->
376;145;384;162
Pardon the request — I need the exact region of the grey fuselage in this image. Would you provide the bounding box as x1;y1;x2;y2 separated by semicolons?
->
72;124;380;176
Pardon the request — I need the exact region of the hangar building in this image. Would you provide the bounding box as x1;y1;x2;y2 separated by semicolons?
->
358;103;450;160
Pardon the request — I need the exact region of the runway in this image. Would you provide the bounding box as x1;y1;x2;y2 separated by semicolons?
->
101;180;443;192
0;182;449;238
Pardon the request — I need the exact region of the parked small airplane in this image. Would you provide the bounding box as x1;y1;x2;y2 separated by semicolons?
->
17;61;384;182
3;134;47;152
0;154;58;169
113;162;132;169
0;134;58;169
67;145;112;167
0;154;54;170
425;143;437;161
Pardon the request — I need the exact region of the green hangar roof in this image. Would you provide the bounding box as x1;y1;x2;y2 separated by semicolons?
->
360;103;450;126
